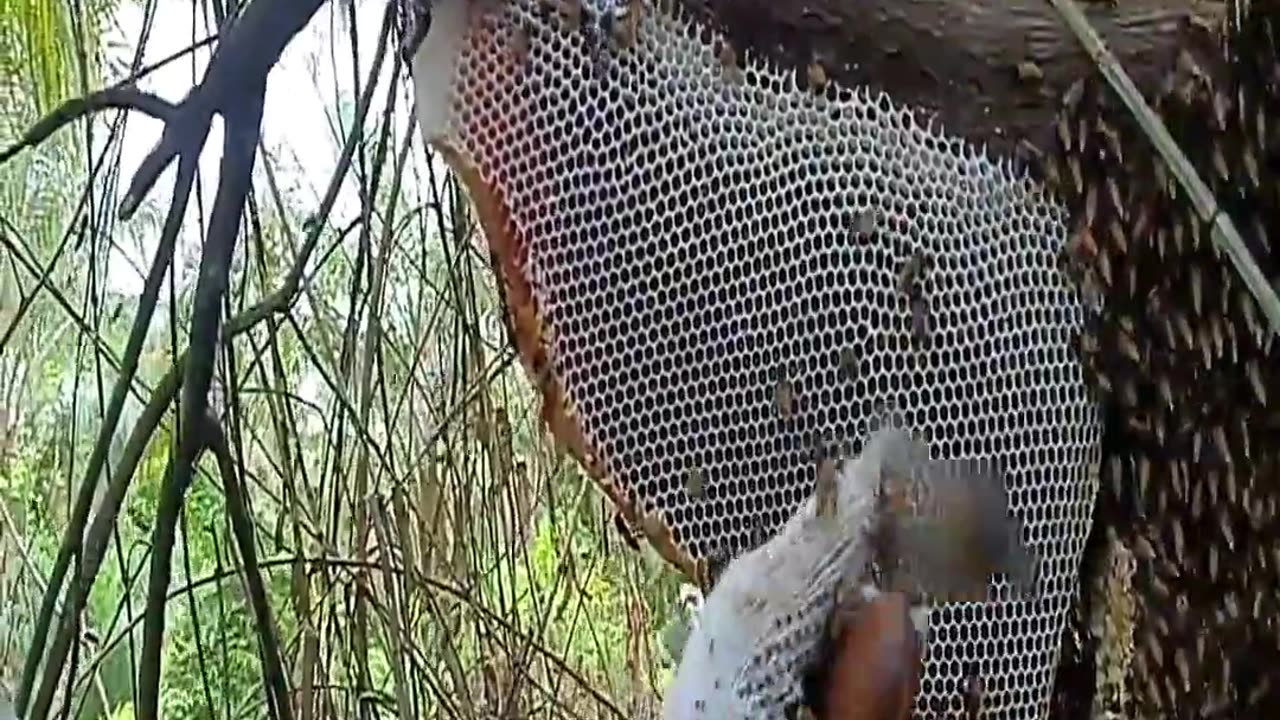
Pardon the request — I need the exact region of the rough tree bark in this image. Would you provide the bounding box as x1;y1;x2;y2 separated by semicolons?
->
677;0;1223;158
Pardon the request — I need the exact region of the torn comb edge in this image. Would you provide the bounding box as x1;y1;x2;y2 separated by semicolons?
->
434;141;705;586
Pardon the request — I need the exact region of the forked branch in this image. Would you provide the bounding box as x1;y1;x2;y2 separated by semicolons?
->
8;2;326;719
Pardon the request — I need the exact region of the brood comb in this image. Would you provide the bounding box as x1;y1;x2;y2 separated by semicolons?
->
410;1;1104;717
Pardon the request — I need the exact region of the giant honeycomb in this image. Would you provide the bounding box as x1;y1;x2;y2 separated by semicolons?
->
411;0;1104;717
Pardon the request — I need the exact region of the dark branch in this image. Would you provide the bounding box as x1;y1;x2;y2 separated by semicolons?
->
205;413;295;720
0;87;176;165
136;89;266;720
23;363;185;720
16;2;395;710
13;1;326;718
119;0;328;219
17;151;197;719
130;0;342;713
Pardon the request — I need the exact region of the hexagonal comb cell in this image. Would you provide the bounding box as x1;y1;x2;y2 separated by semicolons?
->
410;0;1103;716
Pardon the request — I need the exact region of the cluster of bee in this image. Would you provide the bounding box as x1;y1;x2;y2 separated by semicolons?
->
535;0;838;94
716;29;832;95
1044;7;1280;715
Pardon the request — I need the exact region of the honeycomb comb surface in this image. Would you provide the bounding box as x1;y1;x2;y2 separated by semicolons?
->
411;1;1104;716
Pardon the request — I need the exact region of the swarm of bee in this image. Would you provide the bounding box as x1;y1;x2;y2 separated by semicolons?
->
1046;3;1280;715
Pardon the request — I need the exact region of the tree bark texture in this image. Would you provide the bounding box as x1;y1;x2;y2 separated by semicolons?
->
675;0;1223;158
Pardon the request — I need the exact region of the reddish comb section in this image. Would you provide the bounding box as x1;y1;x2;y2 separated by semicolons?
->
432;10;698;579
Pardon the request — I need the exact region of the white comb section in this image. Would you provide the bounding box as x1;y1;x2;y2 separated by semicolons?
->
664;456;879;720
410;0;470;144
409;1;1104;718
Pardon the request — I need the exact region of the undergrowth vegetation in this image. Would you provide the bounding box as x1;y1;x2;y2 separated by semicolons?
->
0;2;687;718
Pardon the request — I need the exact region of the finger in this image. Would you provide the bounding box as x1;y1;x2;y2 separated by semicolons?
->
821;593;923;720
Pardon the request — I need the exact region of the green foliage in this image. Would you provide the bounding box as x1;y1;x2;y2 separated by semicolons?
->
0;0;114;259
0;0;92;117
0;3;689;719
106;700;135;720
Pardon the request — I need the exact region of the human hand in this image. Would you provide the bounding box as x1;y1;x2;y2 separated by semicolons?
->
817;592;923;720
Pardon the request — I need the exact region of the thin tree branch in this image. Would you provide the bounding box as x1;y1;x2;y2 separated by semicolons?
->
25;363;184;720
118;0;328;220
122;33;221;86
206;413;295;720
15;151;195;712
12;4;407;714
21;62;377;717
69;1;328;717
0;87;176;166
15;148;195;714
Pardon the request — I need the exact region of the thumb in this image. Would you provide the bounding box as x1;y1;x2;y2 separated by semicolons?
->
820;592;923;720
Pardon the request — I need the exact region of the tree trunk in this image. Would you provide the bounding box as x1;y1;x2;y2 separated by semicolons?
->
675;0;1223;157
